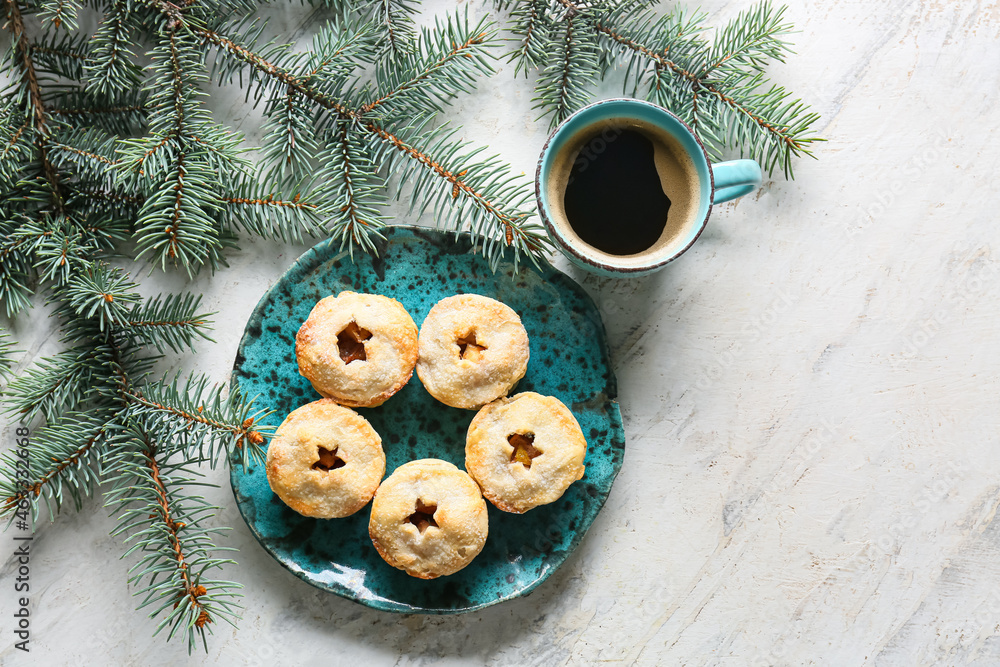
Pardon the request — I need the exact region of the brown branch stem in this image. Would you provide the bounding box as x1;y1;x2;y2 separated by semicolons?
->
516;0;542;62
195;27;354;117
337;123;366;241
126;318;206;328
136;134;172;175
556;13;575;119
167;152;185;259
51;104;145;116
139;437;210;628
549;0;800;149
221;195;315;209
594;21;797;147
30;44;87;61
123;391;263;447
77;188;145;205
364;122;539;249
195;24;534;248
2;0;63;209
382;0;399;54
49;142;115;165
359;31;488;114
1;425;107;512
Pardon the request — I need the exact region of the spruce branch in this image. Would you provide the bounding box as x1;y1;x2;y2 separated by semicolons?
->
2;0;66;208
259;87;320;186
120;293;213;354
310;0;419;58
0;227;34;318
14;219;75;284
85;0;143;95
2;344;109;420
0;306;270;651
190;11;551;267
369;117;549;270
0;328;16;382
319;120;390;254
64;261;142;329
372;0;419;58
48;127;121;188
506;0;549;75
0;112;35;187
363;15;497;118
222;174;327;243
128;154;231;274
705;2;791;76
105;426;242;651
124;373;271;470
531;7;600;126
0;411;114;520
38;0;82;32
502;0;821;177
111;25;248;275
29;31;90;79
49;89;147;136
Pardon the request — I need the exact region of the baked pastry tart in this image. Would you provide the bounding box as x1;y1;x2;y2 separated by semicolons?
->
266;399;385;519
296;291;418;408
465;392;586;514
416;294;529;409
369;459;489;579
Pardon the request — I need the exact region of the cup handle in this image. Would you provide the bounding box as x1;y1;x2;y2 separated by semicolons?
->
712;159;763;204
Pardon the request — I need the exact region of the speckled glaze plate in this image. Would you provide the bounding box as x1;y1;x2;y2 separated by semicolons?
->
230;225;624;613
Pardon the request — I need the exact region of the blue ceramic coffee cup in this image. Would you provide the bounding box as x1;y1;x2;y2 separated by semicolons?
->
535;98;762;277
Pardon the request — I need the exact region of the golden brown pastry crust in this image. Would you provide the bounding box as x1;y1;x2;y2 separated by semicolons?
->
266;399;385;518
369;459;488;579
296;291;418;408
465;392;586;514
416;294;529;409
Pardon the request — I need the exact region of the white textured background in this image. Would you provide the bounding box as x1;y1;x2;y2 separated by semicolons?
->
3;0;1000;665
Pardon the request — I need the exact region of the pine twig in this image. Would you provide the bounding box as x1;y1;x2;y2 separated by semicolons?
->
123;373;271;469
506;0;822;177
105;427;242;651
0;412;113;520
2;0;64;208
0;329;15;382
190;13;551;267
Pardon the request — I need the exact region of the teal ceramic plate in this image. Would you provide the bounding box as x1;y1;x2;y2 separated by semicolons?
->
230;225;625;613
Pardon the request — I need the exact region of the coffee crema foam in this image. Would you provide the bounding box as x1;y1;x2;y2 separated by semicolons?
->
546;118;701;262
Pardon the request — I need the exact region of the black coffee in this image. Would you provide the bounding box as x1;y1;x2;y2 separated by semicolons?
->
563;129;670;256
